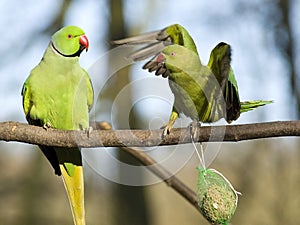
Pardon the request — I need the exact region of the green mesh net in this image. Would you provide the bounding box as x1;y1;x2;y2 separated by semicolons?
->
196;167;239;225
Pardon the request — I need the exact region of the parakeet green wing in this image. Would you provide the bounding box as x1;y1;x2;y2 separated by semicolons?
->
112;23;198;62
22;26;93;225
208;42;241;122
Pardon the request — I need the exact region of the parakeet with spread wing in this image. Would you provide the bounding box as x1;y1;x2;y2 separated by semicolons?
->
22;26;93;225
112;24;271;137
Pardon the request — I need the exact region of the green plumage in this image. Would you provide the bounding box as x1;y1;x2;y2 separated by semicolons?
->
22;26;93;225
112;24;272;135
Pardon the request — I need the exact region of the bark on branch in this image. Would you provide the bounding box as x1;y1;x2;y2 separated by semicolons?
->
0;121;299;148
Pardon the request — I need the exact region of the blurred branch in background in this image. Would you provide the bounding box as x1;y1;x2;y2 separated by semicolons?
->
120;146;199;210
276;0;300;118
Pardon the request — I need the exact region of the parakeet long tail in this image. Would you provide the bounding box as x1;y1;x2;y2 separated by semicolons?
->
60;165;85;225
240;100;273;113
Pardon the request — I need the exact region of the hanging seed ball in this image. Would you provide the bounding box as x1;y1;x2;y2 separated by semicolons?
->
196;167;239;225
200;183;237;224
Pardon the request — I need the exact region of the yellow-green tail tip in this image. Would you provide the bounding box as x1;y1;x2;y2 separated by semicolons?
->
240;100;273;113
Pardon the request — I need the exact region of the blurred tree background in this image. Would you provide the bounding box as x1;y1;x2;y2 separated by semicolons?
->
0;0;299;225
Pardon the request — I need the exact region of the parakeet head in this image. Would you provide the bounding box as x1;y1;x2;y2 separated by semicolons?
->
157;44;200;73
51;26;89;57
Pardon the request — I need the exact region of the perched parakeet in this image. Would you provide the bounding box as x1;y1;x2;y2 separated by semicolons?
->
112;24;271;137
22;26;93;225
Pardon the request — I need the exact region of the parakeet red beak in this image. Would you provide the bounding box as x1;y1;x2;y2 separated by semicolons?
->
79;35;89;51
156;53;165;63
154;53;169;78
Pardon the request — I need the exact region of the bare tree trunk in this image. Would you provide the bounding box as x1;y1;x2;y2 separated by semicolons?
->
107;0;151;224
277;0;300;118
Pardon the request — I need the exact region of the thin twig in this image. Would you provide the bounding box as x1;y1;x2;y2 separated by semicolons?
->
121;146;199;211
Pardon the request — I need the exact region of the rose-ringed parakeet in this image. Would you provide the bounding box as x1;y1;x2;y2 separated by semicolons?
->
112;24;271;137
22;26;93;225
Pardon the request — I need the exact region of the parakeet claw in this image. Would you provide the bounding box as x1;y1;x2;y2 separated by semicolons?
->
161;123;173;139
85;126;93;138
189;119;200;142
160;111;178;139
43;122;52;130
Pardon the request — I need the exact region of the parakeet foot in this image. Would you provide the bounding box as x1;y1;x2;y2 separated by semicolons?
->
160;123;174;139
85;126;93;138
161;111;178;139
163;124;173;138
43;122;52;130
189;119;200;142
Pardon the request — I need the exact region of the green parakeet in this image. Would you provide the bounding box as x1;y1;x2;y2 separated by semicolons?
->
112;24;272;136
22;26;93;225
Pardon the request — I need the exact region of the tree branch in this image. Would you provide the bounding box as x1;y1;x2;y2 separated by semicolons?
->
0;121;299;148
120;146;199;212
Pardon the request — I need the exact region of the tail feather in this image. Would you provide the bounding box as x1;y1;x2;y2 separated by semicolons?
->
60;165;85;225
240;100;273;113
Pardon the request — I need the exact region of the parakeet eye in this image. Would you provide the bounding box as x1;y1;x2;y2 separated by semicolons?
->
170;52;176;57
67;34;73;39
